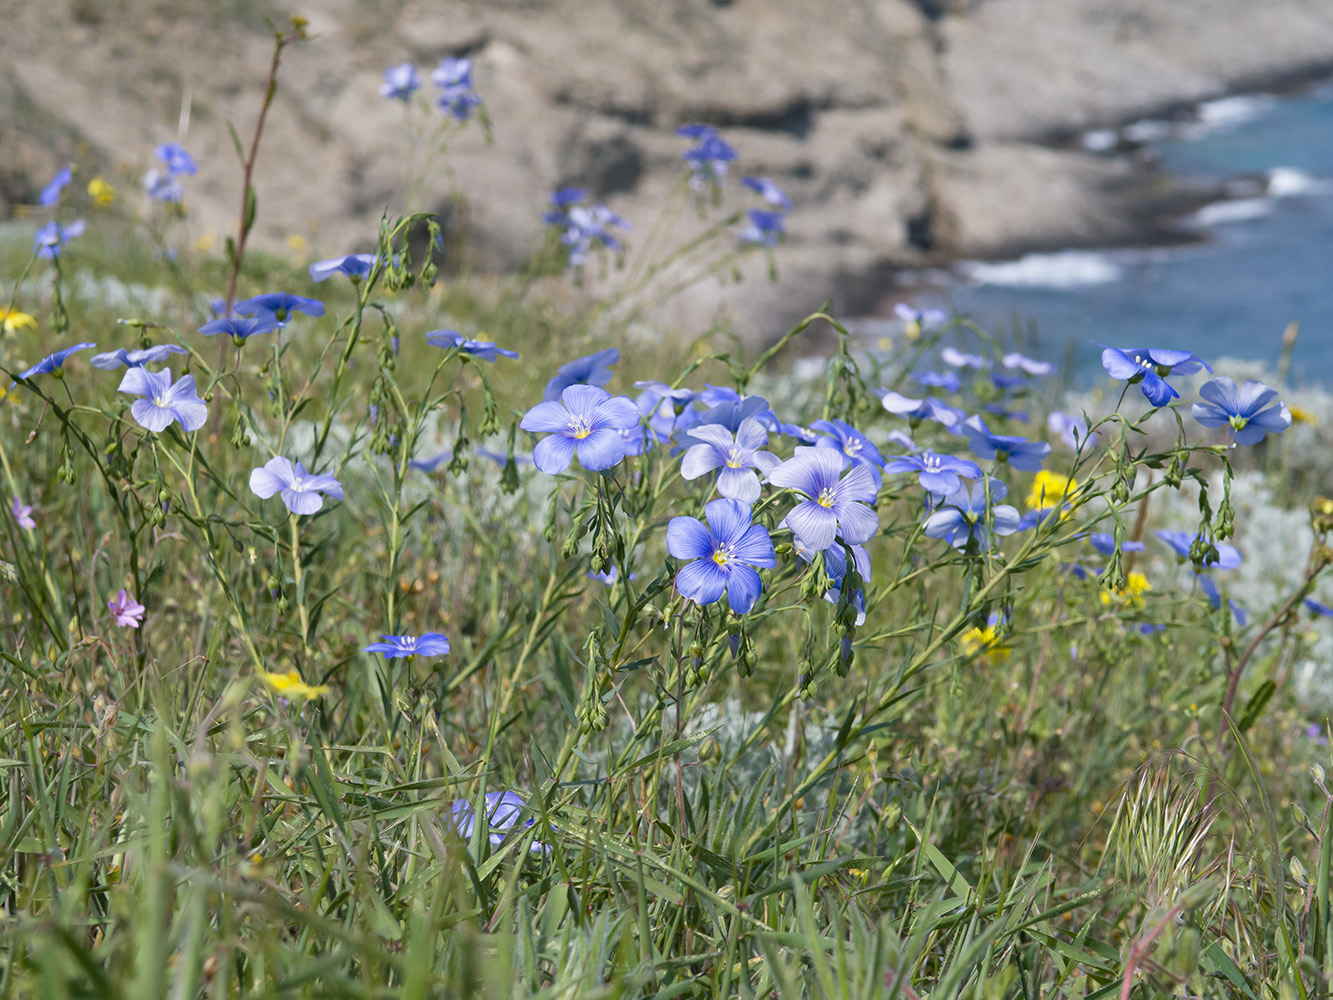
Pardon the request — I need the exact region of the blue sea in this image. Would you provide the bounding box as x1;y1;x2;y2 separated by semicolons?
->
890;81;1333;385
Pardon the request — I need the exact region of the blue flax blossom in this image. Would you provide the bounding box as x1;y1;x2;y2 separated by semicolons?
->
545;196;629;267
1191;377;1291;445
451;791;548;853
962;416;1051;472
810;419;885;483
1198;575;1247;626
941;346;985;369
1048;411;1099;450
1001;352;1053;376
155;143;197;176
143;171;182;203
39;166;73;207
433;58;482;121
1088;532;1144;557
363;633;451;659
769;448;879;552
543;348;619;402
667;498;776;614
91;344;188;369
739;209;786;248
249;457;344;514
520;384;640;474
742;176;793;210
678;126;737;190
916;370;960;392
1305;599;1333;618
1155;530;1241;569
234;293;325;324
797;539;871;626
1097;345;1211;407
680;417;780;503
16;342;96;380
33;220;85;258
117;367;207;432
884;449;982;496
426;329;518;361
923;479;1021;549
880;390;962;429
894;304;947;338
309;254;378;283
197;316;280;344
380;62;421;101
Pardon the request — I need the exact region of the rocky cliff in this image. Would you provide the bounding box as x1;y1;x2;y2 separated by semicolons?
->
5;0;1333;336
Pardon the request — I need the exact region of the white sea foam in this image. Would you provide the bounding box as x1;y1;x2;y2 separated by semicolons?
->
1195;94;1276;130
1081;129;1118;152
957;250;1122;289
1268;166;1330;197
1122;119;1174;143
1190;197;1274;226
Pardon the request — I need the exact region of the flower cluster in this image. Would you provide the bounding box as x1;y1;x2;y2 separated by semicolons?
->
542;188;629;268
143;142;197;203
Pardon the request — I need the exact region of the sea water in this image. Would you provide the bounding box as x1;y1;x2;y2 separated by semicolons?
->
900;81;1333;384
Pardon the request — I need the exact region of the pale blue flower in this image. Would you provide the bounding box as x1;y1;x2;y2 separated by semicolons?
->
117;367;207;432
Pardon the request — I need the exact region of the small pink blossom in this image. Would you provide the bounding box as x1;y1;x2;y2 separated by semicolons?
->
11;498;35;530
108;589;145;628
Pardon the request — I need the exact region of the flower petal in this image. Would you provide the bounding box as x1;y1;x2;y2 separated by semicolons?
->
282;488;324;515
676;559;728;605
533;434;577;474
667;515;714;560
520;400;572;433
130;399;174;433
680;442;724;480
715;465;760;503
783;501;838;551
725;566;763;614
574;429;628;471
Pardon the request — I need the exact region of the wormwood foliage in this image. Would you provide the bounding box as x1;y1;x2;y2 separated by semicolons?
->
2;16;1333;999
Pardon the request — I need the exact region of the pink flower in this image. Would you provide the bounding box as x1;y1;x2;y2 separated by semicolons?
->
11;498;35;530
108;589;145;628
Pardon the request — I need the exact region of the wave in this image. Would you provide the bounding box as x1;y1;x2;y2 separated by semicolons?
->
957;251;1122;289
1189;94;1277;134
1268;166;1331;197
1190;197;1274;226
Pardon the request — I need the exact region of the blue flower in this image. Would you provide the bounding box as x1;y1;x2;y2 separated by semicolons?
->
1087;532;1145;557
587;566;635;586
769;448;879;551
425;329;518;362
1001;352;1053;376
1155;530;1241;569
233;293;325;324
680;417;780;503
1305;598;1333;618
91;344;188;369
667;498;776;614
894;304;947;337
941;346;985;368
15;342;96;380
117;367;208;432
249;457;344;514
543;348;620;402
451;790;548;852
809;419;886;483
880;390;963;429
156;143;197;176
363;633;451;659
1097;345;1212;407
520;384;641;474
742;176;793;210
1198;574;1247;625
962;416;1051;472
380;62;421;101
197;316;281;344
309;254;378;283
33;220;85;258
432;58;482;121
916;370;961;393
1192;377;1291;445
143;170;183;203
796;539;871;625
884;449;982;496
922;479;1021;549
39;166;73;207
1048;411;1099;450
544;197;629;267
739;209;786;248
679;127;737;189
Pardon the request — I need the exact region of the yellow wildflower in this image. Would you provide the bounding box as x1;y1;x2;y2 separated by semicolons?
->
1101;571;1151;608
87;177;117;207
1289;404;1317;426
960;624;1010;664
1026;470;1079;511
0;307;37;334
257;669;329;701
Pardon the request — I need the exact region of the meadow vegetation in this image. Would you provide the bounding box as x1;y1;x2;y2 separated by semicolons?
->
3;17;1333;999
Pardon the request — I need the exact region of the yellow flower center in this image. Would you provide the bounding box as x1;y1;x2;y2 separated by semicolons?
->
568;415;593;440
726;447;744;469
712;543;731;567
817;487;837;508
